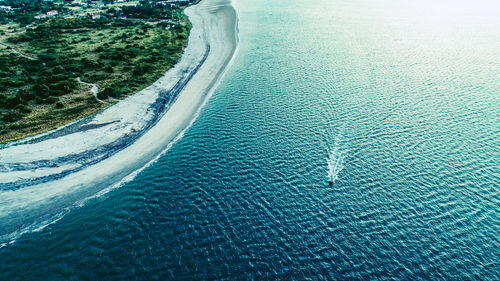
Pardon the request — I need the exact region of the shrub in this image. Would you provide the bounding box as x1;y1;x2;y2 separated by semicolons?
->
34;84;50;98
2;110;23;122
45;96;58;104
16;104;31;114
5;95;22;109
18;90;35;102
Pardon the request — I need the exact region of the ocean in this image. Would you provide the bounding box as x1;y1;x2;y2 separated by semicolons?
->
0;0;499;279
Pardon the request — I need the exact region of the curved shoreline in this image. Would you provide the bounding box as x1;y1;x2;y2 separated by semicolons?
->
0;0;239;241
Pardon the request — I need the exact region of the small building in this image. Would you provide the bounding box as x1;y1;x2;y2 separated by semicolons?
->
167;0;191;3
72;0;87;6
35;14;48;19
47;10;58;16
91;14;101;19
158;0;190;7
0;5;13;12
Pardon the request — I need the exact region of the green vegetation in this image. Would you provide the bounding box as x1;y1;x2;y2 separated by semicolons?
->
0;0;194;143
0;0;69;26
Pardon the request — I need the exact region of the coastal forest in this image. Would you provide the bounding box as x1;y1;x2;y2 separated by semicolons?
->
0;0;194;143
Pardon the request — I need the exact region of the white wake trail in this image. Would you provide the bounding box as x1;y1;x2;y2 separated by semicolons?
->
326;128;348;185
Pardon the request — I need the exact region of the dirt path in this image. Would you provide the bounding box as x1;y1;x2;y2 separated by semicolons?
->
76;77;107;104
0;42;37;60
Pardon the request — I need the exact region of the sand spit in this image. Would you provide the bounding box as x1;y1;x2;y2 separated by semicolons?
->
0;0;238;240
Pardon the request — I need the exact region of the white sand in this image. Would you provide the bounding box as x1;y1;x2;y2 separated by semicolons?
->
0;0;238;238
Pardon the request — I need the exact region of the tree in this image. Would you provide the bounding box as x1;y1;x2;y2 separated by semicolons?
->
34;84;50;98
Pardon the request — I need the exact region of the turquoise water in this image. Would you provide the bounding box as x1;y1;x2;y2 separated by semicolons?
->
1;0;499;279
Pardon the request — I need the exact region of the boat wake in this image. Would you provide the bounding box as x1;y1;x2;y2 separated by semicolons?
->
326;128;348;185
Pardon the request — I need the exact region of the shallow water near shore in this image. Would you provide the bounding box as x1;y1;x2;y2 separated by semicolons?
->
1;0;499;279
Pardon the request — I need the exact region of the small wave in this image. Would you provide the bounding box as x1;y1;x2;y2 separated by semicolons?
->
0;210;68;245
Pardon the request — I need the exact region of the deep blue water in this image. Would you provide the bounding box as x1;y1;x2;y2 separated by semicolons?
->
1;0;499;279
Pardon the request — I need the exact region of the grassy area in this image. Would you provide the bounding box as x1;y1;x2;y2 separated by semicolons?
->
0;14;192;143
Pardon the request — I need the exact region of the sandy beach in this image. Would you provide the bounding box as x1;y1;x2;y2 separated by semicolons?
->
0;0;238;240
